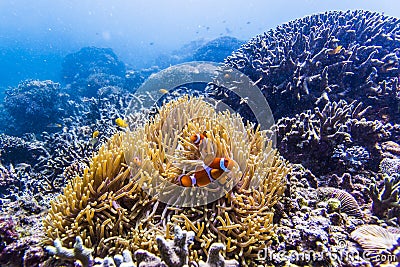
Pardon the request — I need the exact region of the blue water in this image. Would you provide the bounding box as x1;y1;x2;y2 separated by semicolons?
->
1;0;400;88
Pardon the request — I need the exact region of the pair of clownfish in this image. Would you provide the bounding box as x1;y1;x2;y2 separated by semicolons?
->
179;132;234;187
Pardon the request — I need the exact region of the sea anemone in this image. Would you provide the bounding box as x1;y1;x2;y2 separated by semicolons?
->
44;95;290;266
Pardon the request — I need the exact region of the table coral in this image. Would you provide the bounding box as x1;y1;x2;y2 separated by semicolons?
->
225;10;400;123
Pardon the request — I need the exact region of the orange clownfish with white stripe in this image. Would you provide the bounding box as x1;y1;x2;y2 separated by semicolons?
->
190;131;207;145
204;157;235;173
178;157;234;187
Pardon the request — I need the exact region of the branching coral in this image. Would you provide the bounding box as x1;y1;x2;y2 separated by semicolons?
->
225;10;400;123
368;174;400;222
275;100;368;175
44;96;290;266
46;225;238;267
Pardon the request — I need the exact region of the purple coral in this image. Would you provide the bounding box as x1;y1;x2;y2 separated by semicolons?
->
225;10;400;123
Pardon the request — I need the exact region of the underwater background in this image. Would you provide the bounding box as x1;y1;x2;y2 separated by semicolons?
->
1;1;400;266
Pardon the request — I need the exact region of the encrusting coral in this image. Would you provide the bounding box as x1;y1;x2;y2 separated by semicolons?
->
44;95;290;266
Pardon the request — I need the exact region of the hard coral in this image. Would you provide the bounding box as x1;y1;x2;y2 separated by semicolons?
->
275;99;395;176
46;225;238;267
192;36;244;62
225;10;400;123
368;174;400;223
62;47;126;97
3;80;65;134
275;100;366;175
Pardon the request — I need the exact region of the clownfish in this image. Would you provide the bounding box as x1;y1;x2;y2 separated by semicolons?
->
190;131;207;145
179;166;225;187
204;157;235;173
132;156;141;167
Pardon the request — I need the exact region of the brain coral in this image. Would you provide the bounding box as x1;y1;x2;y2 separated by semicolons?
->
44;96;290;266
225;10;400;122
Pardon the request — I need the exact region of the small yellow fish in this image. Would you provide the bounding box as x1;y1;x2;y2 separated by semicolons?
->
159;88;169;94
328;45;342;55
115;118;128;128
46;123;62;128
92;130;99;138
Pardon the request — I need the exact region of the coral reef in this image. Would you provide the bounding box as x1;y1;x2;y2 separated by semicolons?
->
1;85;137;196
0;216;46;267
380;158;400;176
274;99;396;177
124;67;160;92
225;10;400;123
62;47;126;97
3;80;66;134
332;144;370;172
3;9;400;267
44;96;290;266
268;173;369;266
45;225;238;267
275;100;370;175
0;134;48;169
192;36;244;62
155;36;243;69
